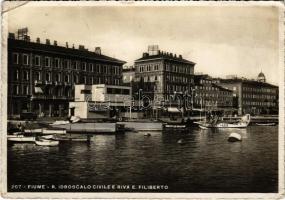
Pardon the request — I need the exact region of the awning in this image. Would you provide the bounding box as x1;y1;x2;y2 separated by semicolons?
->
34;87;43;94
167;107;181;113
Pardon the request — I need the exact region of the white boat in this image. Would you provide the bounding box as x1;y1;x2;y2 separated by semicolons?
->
40;135;54;139
35;139;59;146
256;123;276;126
199;114;251;129
7;132;36;142
228;132;242;142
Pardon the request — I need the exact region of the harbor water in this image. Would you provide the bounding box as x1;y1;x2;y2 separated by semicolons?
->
7;125;278;193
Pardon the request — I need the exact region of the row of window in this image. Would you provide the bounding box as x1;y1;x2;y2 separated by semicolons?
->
196;93;232;99
242;93;276;100
243;101;276;107
13;70;120;85
12;84;73;96
165;64;194;74
12;53;121;74
243;86;277;94
166;75;193;83
138;63;160;72
106;88;130;95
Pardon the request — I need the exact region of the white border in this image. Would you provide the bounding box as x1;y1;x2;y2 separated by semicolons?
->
1;1;284;199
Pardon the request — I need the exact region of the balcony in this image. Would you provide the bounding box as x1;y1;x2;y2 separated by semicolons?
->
34;80;43;85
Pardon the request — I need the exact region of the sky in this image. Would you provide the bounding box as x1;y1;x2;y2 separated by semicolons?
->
6;3;281;85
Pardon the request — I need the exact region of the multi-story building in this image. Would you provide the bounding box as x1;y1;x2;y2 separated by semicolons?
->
193;74;234;113
217;72;278;115
8;29;125;118
122;66;135;84
134;45;196;107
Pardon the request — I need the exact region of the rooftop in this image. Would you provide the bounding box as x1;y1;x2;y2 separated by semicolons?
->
135;50;195;65
8;32;126;65
220;78;278;88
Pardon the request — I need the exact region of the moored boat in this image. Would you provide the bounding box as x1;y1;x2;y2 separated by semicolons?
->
256;123;276;126
7;132;36;143
35;139;59;146
52;134;91;142
199;114;251;129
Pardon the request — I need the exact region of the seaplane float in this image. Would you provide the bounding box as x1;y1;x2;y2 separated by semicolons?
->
199;114;251;129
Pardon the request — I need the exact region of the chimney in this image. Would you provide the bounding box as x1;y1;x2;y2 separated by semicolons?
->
46;39;50;45
174;54;177;58
158;50;161;55
95;47;101;55
170;53;173;57
24;35;30;42
54;40;57;46
79;45;85;50
72;44;75;49
36;38;40;43
66;42;69;48
179;55;182;59
8;33;15;39
143;52;149;58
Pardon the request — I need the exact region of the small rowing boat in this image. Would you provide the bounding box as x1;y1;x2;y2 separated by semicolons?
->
35;139;59;146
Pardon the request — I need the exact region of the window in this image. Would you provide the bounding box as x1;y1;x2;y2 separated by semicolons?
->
56;73;61;82
36;71;41;81
63;60;69;69
155;76;158;81
55;58;60;68
23;54;29;65
23;71;29;81
13;85;19;95
23;85;29;95
96;64;100;73
74;75;78;84
45;57;51;67
154;65;159;70
65;75;70;83
89;63;94;72
35;56;41;66
14;70;19;81
81;89;91;94
13;53;19;64
82;62;87;71
46;72;51;82
115;79;120;85
83;76;87;84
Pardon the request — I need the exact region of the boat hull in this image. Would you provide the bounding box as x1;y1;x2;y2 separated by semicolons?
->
35;140;59;146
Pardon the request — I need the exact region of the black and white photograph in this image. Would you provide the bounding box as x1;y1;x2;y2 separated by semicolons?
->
1;1;284;199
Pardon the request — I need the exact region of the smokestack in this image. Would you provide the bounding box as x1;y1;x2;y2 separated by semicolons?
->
46;39;50;45
66;42;69;48
36;38;40;43
54;40;57;46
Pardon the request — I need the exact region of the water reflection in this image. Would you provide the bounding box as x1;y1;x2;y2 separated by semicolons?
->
8;126;278;192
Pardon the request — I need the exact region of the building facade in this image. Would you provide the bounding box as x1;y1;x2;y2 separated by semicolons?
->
8;30;125;118
134;46;195;107
193;74;234;112
217;73;278;115
70;84;132;119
